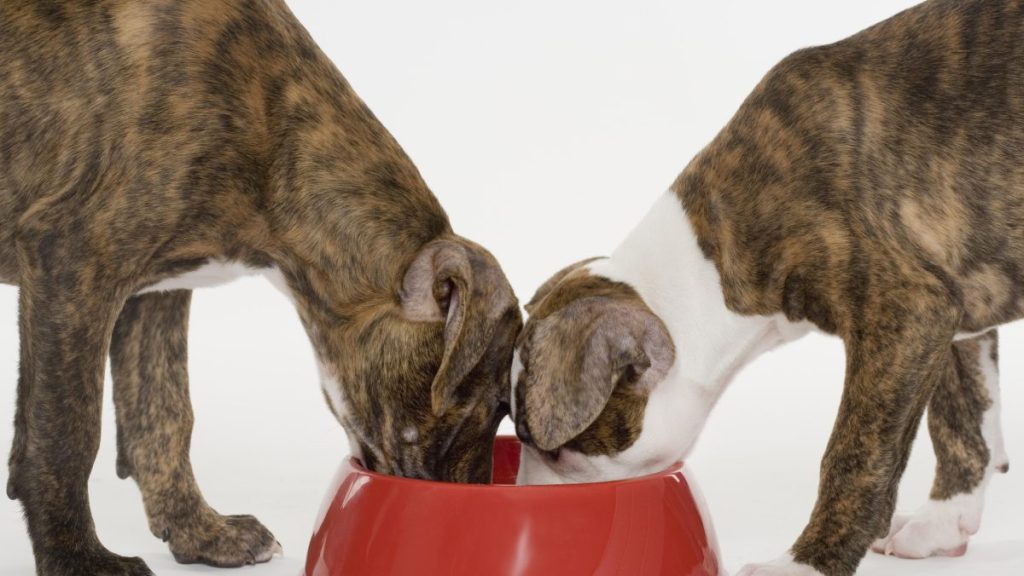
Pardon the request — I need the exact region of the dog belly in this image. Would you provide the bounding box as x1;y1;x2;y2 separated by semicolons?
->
136;260;273;294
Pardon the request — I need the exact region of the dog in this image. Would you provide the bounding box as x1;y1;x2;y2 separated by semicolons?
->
512;1;1018;575
0;0;521;574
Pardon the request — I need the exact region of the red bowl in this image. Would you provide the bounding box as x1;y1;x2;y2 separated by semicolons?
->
305;437;722;576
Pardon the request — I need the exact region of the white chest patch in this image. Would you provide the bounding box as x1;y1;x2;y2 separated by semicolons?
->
510;350;524;419
136;260;270;295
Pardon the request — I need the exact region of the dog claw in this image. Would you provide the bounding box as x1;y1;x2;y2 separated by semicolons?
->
167;512;279;567
161;528;170;543
250;541;283;564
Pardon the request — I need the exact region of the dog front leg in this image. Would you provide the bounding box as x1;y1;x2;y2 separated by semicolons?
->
12;241;152;576
110;291;281;567
740;296;960;576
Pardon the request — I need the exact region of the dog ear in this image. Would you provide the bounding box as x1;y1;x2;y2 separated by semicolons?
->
522;298;674;451
401;238;517;415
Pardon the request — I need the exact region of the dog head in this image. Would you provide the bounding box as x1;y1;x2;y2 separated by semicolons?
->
301;236;521;484
512;259;682;484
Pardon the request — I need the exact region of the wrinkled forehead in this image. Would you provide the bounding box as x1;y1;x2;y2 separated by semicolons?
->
520;258;649;348
524;257;605;312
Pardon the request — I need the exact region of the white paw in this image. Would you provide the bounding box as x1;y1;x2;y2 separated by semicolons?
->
737;554;825;576
871;497;981;559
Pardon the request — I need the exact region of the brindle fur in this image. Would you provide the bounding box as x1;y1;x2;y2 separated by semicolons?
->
673;1;1021;573
516;264;674;455
522;1;1019;575
929;331;1000;500
0;1;521;574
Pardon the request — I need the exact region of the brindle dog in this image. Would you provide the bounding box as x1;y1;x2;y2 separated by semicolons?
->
515;1;1020;575
0;1;521;574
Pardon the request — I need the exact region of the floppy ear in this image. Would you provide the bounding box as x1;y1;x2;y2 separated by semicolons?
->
401;238;516;415
523;297;674;451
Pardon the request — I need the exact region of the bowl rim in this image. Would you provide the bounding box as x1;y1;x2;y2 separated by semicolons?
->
345;437;686;491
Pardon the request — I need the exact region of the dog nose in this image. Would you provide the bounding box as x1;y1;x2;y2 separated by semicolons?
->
515;418;533;446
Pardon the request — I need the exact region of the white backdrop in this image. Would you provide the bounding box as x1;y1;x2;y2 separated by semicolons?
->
1;1;1021;574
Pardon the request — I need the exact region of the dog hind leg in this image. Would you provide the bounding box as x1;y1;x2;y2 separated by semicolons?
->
872;330;1007;559
774;294;959;576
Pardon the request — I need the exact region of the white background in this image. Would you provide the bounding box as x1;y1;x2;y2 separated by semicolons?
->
1;1;1021;574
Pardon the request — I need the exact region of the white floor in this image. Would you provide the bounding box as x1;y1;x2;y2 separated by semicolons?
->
0;280;1020;575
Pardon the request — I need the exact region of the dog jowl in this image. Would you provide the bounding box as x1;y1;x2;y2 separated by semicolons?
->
515;1;1019;575
0;0;520;574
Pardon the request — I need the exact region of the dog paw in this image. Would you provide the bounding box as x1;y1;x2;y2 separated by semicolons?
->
167;513;283;567
871;501;977;559
737;554;825;576
38;549;153;576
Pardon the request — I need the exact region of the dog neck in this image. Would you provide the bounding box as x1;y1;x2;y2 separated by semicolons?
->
217;46;459;443
261;80;452;302
590;192;808;447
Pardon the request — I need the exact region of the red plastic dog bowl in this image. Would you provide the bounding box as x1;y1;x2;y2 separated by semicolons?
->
305;437;722;576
